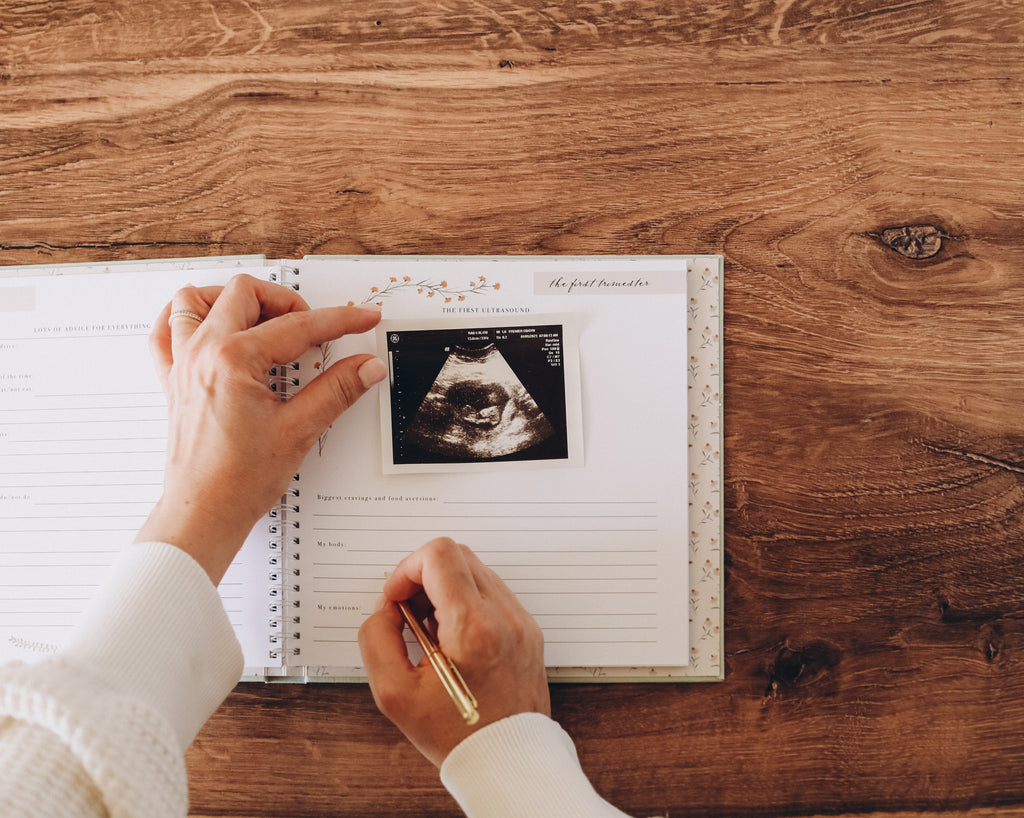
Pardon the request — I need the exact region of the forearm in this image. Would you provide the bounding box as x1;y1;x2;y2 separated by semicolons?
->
61;540;245;749
0;542;244;816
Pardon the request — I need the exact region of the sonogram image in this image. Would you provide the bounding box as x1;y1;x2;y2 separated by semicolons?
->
386;324;570;466
407;344;555;458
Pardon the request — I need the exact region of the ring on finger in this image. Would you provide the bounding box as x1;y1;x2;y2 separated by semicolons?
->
168;309;204;325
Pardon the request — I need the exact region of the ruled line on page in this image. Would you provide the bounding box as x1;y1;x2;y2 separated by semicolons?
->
4;332;151;342
344;548;659;556
0;597;93;606
0;531;141;537
35;500;156;506
0;583;104;587
0;451;166;457
35;391;165;399
2;514;150;519
313;514;657;521
0;418;166;425
0;563;116;568
312;560;659;569
1;482;163;488
0;404;166;412
443;500;658;505
14;437;166;444
309;634;659;646
315;527;658;533
1;469;164;475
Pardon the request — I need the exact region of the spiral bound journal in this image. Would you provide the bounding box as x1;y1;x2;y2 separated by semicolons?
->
0;255;723;682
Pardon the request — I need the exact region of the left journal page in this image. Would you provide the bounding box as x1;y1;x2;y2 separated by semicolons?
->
0;266;274;671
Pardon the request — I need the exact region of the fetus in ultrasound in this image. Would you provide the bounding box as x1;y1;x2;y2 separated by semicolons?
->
406;344;555;459
447;381;509;430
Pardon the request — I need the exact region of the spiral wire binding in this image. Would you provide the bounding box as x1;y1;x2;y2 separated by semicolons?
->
267;265;303;663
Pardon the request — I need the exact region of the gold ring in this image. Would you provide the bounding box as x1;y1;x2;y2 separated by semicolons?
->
168;309;204;325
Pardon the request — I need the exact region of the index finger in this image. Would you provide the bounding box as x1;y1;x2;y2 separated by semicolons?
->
384;538;483;615
243;304;383;373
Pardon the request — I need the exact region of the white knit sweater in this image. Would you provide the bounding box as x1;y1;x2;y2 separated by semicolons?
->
0;542;628;817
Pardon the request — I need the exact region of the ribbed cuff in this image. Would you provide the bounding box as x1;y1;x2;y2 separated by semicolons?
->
440;712;629;818
63;541;244;752
1;659;188;817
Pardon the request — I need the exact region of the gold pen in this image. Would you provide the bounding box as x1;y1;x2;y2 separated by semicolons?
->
396;599;480;726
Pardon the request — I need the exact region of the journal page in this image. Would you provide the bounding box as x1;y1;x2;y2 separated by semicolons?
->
0;267;274;669
291;256;690;671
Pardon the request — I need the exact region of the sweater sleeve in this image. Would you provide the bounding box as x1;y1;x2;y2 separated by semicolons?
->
440;712;632;818
0;541;245;818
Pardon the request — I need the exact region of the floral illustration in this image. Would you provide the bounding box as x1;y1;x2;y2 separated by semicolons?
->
700;558;719;583
313;342;334;455
346;275;501;307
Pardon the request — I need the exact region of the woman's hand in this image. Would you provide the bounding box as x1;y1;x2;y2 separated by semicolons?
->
359;538;551;767
136;274;386;584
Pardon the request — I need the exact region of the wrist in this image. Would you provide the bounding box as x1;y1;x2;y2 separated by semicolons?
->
135;494;251;585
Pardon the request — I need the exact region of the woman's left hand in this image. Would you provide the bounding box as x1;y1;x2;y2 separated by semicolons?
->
136;274;386;584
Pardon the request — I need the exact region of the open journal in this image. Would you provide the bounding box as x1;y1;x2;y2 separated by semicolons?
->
0;255;723;682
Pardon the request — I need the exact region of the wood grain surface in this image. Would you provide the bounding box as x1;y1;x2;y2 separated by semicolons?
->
3;1;1024;816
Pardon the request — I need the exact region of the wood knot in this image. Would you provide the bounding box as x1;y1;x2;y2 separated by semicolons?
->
875;224;948;260
984;635;1002;663
977;622;1005;664
764;640;841;699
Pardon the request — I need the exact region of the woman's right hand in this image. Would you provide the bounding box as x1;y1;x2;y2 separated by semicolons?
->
359;538;551;767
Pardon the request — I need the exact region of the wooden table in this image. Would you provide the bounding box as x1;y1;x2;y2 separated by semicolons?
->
3;2;1023;815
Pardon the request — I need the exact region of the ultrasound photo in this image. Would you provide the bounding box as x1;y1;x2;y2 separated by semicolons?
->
380;319;582;472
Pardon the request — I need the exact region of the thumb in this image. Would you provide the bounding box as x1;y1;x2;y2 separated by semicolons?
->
286;354;387;440
359;600;419;718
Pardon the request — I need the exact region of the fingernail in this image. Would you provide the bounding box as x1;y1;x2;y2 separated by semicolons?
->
354;302;383;312
358;356;388;389
373;593;389;613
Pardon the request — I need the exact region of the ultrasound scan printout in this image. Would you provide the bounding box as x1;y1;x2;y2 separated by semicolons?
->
379;317;583;473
